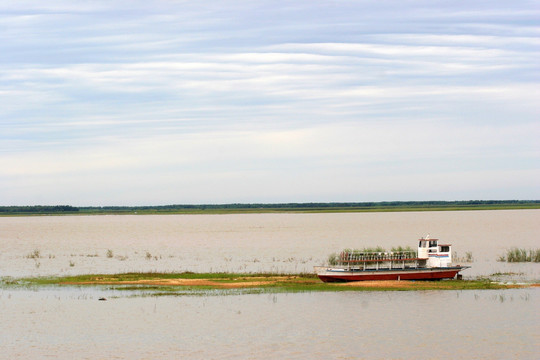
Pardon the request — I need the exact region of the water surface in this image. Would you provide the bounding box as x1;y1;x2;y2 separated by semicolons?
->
1;210;539;279
1;287;538;359
1;210;539;359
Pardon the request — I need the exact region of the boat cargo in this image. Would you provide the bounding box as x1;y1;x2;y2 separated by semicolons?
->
315;236;470;282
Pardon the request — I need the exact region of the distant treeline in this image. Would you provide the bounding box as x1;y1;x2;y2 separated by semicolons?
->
82;200;540;211
0;205;79;214
1;200;539;215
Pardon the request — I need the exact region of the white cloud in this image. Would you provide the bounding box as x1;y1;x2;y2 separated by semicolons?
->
1;1;539;204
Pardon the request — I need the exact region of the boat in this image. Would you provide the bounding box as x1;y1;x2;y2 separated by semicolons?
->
315;236;470;282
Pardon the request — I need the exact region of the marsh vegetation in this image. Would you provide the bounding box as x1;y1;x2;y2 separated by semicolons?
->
497;248;540;262
4;272;534;297
454;251;474;262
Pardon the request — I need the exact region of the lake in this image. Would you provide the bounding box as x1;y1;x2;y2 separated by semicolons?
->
1;210;539;358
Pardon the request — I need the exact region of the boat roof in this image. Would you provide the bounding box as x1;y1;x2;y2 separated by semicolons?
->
418;238;452;246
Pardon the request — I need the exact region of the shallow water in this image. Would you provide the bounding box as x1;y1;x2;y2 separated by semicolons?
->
1;210;539;358
1;287;538;359
1;210;539;280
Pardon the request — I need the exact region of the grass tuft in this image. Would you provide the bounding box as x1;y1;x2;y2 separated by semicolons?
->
26;249;41;259
498;248;540;262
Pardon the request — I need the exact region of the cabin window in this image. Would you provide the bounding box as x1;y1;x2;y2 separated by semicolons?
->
429;241;437;248
440;246;450;253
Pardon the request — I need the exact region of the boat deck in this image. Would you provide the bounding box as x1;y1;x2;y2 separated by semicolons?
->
315;266;469;282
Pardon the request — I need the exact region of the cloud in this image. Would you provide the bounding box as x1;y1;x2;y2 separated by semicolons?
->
1;1;539;204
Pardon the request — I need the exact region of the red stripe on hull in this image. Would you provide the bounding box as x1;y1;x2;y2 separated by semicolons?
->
318;269;462;282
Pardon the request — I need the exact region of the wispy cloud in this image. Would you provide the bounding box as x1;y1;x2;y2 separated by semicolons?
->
1;1;539;204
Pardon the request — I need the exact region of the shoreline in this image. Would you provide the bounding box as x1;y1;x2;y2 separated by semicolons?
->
2;202;539;216
4;272;539;294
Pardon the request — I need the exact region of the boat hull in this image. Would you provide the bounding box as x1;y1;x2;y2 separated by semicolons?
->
315;266;467;282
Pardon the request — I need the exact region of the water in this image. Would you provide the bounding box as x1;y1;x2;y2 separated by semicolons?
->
1;288;538;359
1;210;539;358
1;210;539;279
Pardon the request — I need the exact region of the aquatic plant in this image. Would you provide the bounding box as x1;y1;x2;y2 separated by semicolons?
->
489;272;524;276
508;248;528;262
454;251;474;262
361;246;386;253
390;246;414;253
26;249;41;259
498;248;540;262
328;253;338;266
533;249;540;262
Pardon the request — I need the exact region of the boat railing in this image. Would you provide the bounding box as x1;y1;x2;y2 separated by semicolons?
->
338;251;419;264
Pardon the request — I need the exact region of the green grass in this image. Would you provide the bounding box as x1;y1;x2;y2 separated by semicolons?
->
10;272;314;285
497;248;540;262
489;272;524;276
2;272;529;296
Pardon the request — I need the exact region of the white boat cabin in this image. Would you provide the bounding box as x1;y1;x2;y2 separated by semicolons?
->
417;237;452;268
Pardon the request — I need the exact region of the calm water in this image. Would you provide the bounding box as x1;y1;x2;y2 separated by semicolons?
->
1;210;539;279
1;287;538;359
1;210;539;358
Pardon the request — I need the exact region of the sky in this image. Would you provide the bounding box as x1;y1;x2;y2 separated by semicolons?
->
1;1;539;206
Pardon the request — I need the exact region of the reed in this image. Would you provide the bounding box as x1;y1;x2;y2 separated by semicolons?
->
533;249;540;262
360;246;386;253
328;253;339;265
26;249;41;259
455;251;474;262
498;248;540;262
391;246;414;252
489;271;524;276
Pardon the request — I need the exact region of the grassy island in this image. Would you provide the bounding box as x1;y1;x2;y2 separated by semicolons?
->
3;272;537;296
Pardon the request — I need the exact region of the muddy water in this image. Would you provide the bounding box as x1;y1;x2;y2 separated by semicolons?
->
1;288;538;359
1;210;539;279
1;210;539;358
